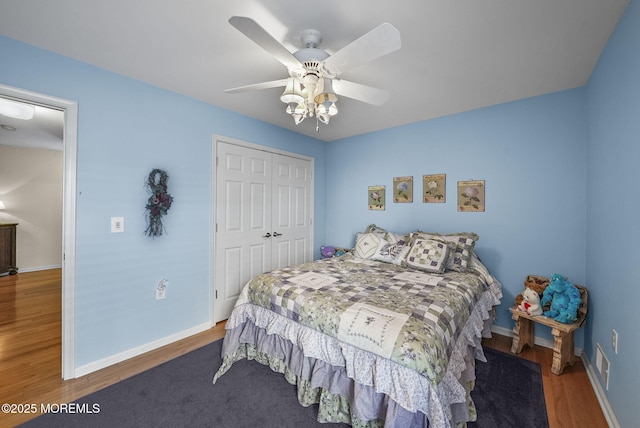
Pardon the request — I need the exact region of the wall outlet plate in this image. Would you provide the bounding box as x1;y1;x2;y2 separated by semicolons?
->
110;217;124;233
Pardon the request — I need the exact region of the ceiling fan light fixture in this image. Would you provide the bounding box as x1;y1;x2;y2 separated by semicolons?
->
314;78;338;121
280;77;304;105
285;102;298;115
314;91;338;104
317;100;338;117
286;101;307;115
226;17;401;130
292;113;305;125
316;78;336;98
317;113;328;125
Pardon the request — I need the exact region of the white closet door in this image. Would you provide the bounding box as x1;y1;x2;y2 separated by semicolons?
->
215;142;272;322
214;139;313;322
271;154;312;269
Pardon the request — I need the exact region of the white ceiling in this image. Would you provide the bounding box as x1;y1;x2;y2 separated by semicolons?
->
0;98;64;151
0;0;629;142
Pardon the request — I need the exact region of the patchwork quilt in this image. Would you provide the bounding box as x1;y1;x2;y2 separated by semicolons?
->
215;254;502;427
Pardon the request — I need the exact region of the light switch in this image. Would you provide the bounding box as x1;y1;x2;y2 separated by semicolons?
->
111;216;124;233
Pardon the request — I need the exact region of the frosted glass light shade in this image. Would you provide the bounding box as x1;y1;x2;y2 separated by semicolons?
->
280;78;304;105
0;98;34;120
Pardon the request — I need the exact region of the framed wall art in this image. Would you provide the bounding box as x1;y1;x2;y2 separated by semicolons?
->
368;185;386;210
458;180;485;212
423;174;446;203
393;176;413;203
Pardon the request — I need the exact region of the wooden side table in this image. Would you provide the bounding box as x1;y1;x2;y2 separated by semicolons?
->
510;284;588;375
0;223;18;275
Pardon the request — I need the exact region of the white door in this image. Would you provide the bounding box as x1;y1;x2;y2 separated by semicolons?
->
214;139;313;322
271;154;313;269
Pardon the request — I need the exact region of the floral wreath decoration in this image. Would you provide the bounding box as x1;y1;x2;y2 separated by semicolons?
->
144;168;173;238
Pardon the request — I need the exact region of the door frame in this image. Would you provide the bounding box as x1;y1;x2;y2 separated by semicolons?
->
0;84;78;379
211;134;314;323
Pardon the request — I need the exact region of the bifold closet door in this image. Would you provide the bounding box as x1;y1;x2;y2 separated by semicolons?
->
214;141;312;321
270;153;312;270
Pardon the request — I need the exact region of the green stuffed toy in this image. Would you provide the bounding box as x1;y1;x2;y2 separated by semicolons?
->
540;274;581;324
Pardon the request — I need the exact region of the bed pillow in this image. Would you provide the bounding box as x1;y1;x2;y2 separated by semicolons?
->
354;232;381;259
366;224;414;247
405;238;450;273
370;237;412;265
365;224;398;244
414;231;479;272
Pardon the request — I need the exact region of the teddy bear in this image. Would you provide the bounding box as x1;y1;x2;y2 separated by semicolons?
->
540;274;581;324
517;287;543;316
514;275;549;307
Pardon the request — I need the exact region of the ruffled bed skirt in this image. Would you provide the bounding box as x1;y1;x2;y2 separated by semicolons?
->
218;321;425;427
213;301;496;428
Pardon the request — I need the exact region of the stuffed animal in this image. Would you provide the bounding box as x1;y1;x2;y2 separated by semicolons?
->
515;275;549;307
540;274;581;324
321;246;336;258
517;287;543;316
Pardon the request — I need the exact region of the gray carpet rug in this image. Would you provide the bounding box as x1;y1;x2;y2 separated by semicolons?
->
19;340;548;428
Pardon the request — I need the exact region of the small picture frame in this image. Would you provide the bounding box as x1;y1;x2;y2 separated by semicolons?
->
458;180;485;212
423;174;446;203
368;185;386;210
393;176;413;203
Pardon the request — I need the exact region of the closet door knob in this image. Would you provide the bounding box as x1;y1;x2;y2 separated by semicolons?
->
262;233;272;238
273;232;282;237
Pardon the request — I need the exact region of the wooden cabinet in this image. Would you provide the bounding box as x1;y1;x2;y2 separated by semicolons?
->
0;223;18;275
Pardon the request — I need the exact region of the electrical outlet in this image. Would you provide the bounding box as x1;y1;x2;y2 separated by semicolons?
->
612;329;618;354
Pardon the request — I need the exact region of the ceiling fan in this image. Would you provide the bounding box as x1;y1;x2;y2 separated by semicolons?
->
225;16;401;129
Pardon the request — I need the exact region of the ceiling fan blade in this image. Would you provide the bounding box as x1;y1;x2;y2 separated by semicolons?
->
229;16;302;71
323;23;401;76
332;79;391;106
224;79;289;94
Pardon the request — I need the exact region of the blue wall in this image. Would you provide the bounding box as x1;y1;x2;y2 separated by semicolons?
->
326;89;588;343
586;0;639;426
2;2;638;421
0;36;327;366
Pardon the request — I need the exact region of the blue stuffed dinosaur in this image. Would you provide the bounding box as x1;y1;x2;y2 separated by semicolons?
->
540;274;581;324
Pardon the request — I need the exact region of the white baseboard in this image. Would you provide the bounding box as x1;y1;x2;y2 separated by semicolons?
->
490;324;514;338
14;264;62;273
491;325;618;427
74;322;211;378
582;353;621;428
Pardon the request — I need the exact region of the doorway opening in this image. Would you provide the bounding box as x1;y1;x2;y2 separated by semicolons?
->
0;84;78;379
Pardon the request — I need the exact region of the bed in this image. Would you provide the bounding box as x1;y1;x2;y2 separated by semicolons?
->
213;225;502;428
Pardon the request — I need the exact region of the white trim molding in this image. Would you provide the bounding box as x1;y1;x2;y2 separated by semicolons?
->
74;322;211;378
16;264;63;273
582;354;621;428
0;84;78;380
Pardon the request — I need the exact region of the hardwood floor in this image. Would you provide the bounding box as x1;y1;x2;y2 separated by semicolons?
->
0;269;608;427
482;334;608;428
